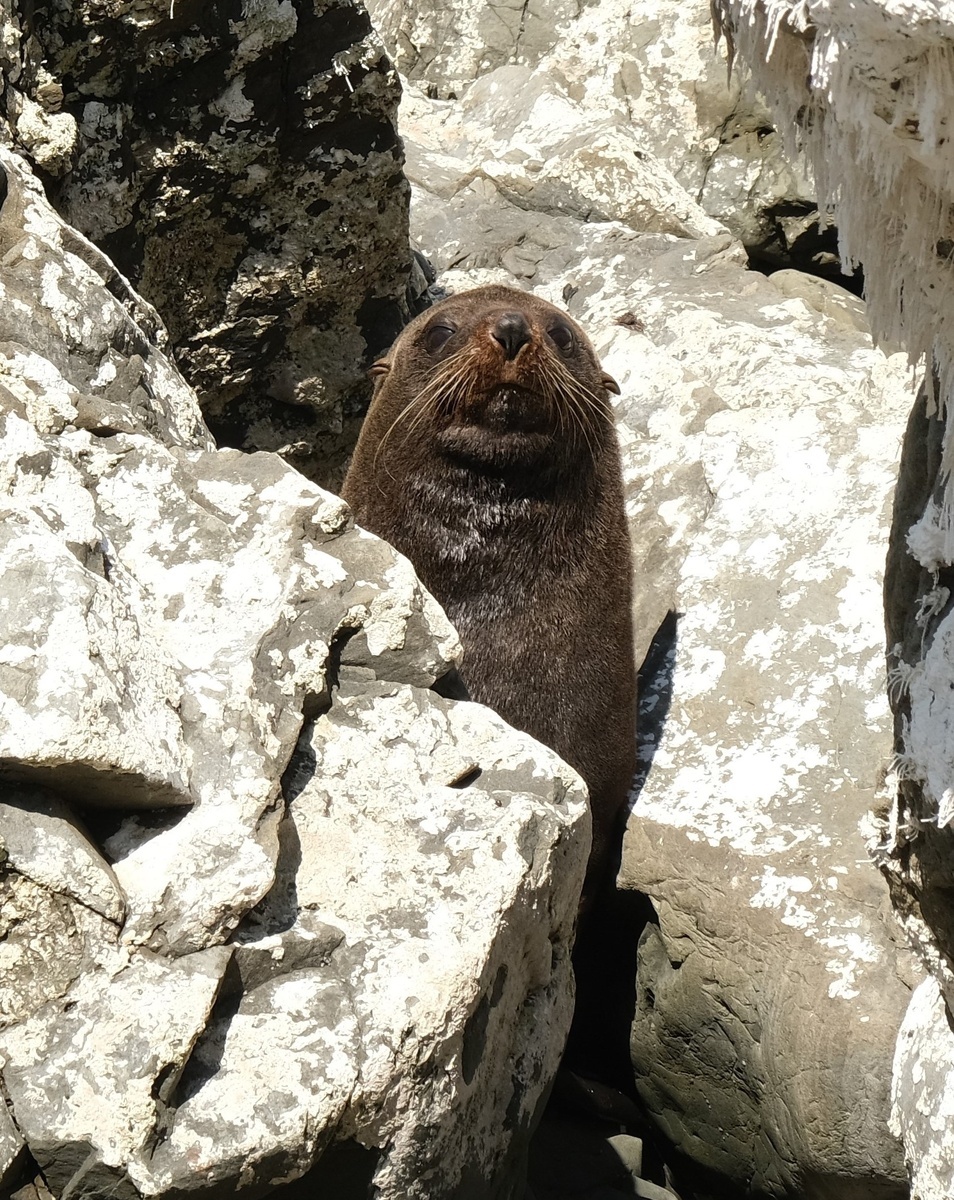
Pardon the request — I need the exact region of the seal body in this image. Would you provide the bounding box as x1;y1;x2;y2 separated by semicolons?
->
342;285;636;901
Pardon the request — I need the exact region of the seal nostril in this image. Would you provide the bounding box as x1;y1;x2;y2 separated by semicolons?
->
492;312;532;360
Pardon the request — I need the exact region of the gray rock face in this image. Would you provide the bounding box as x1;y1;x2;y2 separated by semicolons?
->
0;143;588;1198
710;2;954;1195
369;0;829;271
406;73;922;1197
610;240;919;1198
15;0;412;487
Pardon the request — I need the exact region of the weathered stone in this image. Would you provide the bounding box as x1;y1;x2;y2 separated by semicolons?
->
607;239;918;1198
0;1086;25;1191
0;868;118;1029
401;68;724;246
21;0;412;487
0;146;464;956
372;0;823;265
768;269;870;334
890;976;954;1200
711;1;954;1192
0;948;232;1197
0;784;124;924
86;684;587;1199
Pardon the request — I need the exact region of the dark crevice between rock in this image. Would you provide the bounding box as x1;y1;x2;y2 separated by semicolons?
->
881;377;954;983
431;663;471;702
527;609;684;1200
5;1155;55;1200
265;1140;381;1198
82;805;190;865
0;760;191;812
168;976;243;1113
0;1078;29;1195
462;964;508;1086
744;201;865;296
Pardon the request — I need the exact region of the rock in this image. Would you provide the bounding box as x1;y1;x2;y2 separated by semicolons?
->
371;0;824;265
768;269;870;334
890;976;954;1200
2;947;232;1197
0;133;586;1198
21;0;413;487
0;1099;25;1192
401;68;724;248
608;235;919;1197
142;683;586;1199
712;0;954;1191
0;147;461;958
0;785;124;924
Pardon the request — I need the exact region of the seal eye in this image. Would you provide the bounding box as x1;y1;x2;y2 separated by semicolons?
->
548;323;575;354
424;323;456;354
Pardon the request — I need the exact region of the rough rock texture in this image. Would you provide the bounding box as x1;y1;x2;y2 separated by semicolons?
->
405;82;922;1197
368;0;837;274
611;245;920;1198
0;144;588;1199
709;2;954;1196
10;0;412;487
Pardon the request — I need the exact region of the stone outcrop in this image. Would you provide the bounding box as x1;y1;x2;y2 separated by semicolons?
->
404;66;923;1197
9;0;413;487
368;0;835;276
708;3;954;1197
0;144;587;1198
1;0;948;1196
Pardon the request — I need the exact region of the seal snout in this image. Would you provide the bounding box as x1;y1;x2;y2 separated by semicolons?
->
492;311;532;360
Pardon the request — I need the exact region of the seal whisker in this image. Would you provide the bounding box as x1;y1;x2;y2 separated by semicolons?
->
540;359;600;463
371;348;479;482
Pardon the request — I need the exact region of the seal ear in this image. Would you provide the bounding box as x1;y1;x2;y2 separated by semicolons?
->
369;359;391;380
601;372;621;395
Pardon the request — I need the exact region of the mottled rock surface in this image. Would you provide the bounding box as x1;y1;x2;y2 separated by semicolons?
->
12;0;412;486
0;143;588;1199
369;0;833;273
710;2;954;1196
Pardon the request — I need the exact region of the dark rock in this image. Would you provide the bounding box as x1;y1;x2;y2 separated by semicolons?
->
27;0;413;486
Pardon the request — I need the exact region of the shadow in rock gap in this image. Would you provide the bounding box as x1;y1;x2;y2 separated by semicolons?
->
265;1140;381;1198
526;613;682;1200
566;609;678;1088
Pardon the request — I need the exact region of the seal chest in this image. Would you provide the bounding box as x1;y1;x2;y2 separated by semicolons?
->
342;285;637;902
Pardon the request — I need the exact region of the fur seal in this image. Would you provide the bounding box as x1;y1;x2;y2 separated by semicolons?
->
342;284;636;903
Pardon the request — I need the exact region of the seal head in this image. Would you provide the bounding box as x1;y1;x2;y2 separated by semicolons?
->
342;285;636;902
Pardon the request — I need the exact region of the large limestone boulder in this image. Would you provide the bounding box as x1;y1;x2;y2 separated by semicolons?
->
0;145;587;1199
369;0;824;271
406;78;923;1196
710;2;954;1196
9;0;412;486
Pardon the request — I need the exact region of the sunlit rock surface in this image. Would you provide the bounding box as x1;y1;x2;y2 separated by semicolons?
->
0;144;587;1200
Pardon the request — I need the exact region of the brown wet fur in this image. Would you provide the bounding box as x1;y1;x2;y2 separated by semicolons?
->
342;284;637;905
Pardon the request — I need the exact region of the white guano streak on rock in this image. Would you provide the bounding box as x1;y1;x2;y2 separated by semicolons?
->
749;867;882;997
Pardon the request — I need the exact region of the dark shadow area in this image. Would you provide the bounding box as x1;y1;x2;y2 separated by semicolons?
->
565;609;680;1086
527;611;686;1199
267;1141;381;1198
0;759;191;812
882;376;954;982
743;200;865;297
630;609;678;804
80;804;191;861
